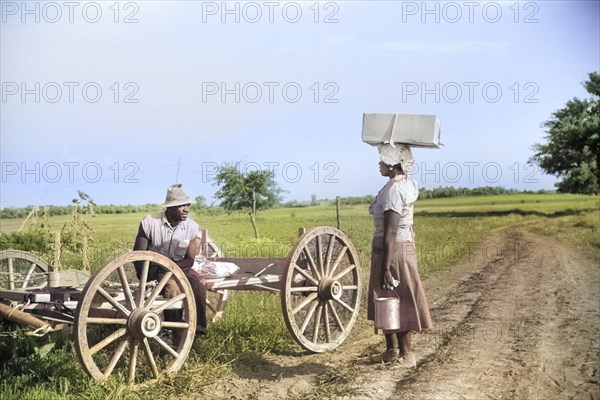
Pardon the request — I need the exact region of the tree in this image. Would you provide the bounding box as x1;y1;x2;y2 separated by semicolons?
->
73;190;97;216
213;165;283;212
195;196;206;208
192;195;207;213
310;194;318;206
531;72;600;194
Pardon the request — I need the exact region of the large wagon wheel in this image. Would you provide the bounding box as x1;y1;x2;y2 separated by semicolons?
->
281;227;361;353
0;250;49;289
74;251;196;384
203;236;229;322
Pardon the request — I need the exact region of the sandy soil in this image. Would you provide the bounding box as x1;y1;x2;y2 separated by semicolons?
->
201;228;600;400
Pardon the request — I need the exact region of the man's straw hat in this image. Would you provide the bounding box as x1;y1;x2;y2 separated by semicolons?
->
162;183;193;208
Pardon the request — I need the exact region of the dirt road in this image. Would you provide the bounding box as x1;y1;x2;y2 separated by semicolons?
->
203;228;600;400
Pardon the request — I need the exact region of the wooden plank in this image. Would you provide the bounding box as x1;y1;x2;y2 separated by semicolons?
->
207;257;287;276
206;274;282;290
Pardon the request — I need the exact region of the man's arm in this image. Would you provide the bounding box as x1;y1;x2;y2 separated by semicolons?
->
176;237;200;270
133;224;150;251
133;224;150;278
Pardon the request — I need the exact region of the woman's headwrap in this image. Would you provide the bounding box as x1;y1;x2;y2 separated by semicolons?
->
378;143;415;173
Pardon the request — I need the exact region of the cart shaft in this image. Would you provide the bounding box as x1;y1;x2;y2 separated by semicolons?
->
0;302;54;331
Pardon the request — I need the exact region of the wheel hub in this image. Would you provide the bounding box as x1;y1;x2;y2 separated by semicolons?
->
127;308;162;339
318;278;343;301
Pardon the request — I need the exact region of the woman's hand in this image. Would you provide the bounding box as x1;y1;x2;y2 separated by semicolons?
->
382;269;397;291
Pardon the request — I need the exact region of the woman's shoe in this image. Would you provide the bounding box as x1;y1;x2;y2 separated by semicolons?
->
370;348;400;364
397;352;416;368
383;349;400;363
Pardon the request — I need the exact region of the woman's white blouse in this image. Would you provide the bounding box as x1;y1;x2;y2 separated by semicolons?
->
369;175;419;242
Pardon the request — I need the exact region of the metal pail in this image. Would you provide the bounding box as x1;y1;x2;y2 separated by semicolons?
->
374;297;400;330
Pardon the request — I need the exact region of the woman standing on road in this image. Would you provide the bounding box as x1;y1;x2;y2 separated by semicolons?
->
368;144;432;367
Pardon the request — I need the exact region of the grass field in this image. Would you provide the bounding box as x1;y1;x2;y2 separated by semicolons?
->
0;193;598;399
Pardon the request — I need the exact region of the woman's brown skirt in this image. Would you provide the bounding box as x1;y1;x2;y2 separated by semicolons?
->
367;237;432;332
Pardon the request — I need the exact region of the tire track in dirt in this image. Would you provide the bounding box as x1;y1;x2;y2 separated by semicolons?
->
353;228;599;400
199;228;598;400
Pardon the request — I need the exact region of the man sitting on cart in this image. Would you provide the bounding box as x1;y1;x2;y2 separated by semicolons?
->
133;183;207;337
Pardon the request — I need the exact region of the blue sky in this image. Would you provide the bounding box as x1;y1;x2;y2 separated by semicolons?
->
1;0;599;208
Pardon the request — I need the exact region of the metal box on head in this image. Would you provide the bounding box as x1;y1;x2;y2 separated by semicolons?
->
362;113;441;148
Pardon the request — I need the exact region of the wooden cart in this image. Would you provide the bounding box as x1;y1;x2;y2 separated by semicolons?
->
0;226;361;384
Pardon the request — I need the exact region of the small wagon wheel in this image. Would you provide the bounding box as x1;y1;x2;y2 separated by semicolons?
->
281;227;361;353
74;251;196;384
0;250;49;289
203;234;229;322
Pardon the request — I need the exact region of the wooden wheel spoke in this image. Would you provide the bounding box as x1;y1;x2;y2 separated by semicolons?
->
152;335;179;358
328;302;345;333
299;300;319;335
21;262;37;288
333;297;354;313
342;285;358;290
128;341;139;385
206;299;217;314
8;258;14;290
206;289;229;322
303;246;321;280
292;292;319;315
103;338;129;378
142;338;160;379
316;235;324;278
39;278;48;288
329;246;348;277
289;286;318;292
313;303;323;343
98;287;131;317
87;317;127;325
332;264;356;282
161;321;189;329
324;234;336;277
152;293;186;314
118;266;137;310
89;327;128;355
144;271;174;307
293;264;319;285
324;302;331;343
137;260;149;307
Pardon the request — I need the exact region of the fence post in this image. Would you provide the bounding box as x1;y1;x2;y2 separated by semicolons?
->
52;231;61;271
249;212;259;240
336;196;341;230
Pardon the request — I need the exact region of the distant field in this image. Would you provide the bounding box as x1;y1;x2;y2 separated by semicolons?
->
416;193;599;213
1;193;598;274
